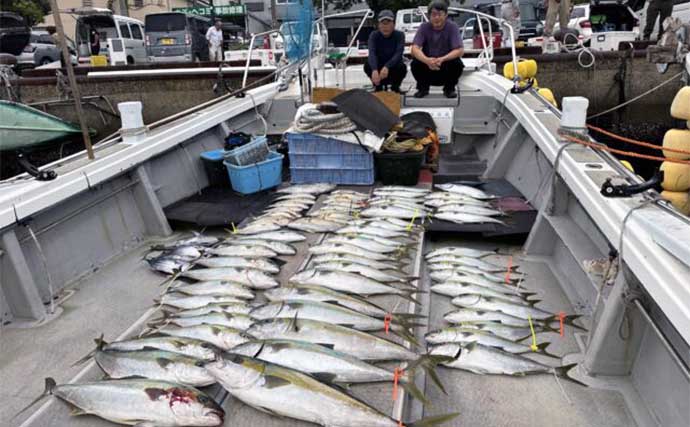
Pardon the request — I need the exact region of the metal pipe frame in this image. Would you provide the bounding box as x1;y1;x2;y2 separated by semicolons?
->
242;29;285;88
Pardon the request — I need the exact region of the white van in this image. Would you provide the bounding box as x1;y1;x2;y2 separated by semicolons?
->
637;0;690;40
396;9;424;44
72;8;147;65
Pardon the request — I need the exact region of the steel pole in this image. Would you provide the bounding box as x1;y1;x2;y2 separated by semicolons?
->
48;0;94;160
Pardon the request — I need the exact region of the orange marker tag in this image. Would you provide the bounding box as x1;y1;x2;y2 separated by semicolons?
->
392;367;404;401
559;311;566;337
504;255;513;284
384;313;392;335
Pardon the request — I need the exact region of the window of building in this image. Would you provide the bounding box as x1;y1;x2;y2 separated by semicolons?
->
82;0;93;7
246;2;265;12
133;0;144;7
276;0;298;4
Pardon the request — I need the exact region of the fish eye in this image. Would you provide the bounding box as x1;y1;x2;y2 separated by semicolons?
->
200;343;212;348
195;361;205;367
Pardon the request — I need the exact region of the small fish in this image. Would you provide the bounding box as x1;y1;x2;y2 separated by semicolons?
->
92;336;219;361
234;222;282;235
309;243;392;261
451;294;554;320
429;342;582;385
437;205;504;217
158;294;245;310
170;302;254;318
153;312;254;330
315;262;411;283
444;307;583;330
290;269;416;299
424;327;556;357
181;268;278;289
435;322;536;342
435;212;507;226
277;183;337;194
431;283;534;304
324;236;400;254
194;257;279;273
264;285;393;318
17;378;224;426
426;246;495;259
362;205;424;220
156;233;220;249
169;281;256;299
310;254;400;272
227;239;296;256
152;324;251;350
435;183;496;199
207;245;277;258
288;217;344;233
147;256;192;275
234;230;306;243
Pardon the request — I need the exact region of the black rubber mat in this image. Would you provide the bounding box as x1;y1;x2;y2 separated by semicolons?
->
164;187;276;227
425;179;536;237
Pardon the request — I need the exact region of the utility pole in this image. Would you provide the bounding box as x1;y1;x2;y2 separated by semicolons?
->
271;0;277;28
48;0;95;160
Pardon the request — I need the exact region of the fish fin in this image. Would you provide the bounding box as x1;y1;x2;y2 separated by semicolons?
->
406;412;461;427
71;334;107;367
12;378;57;420
316;343;335;350
545;314;587;331
398;292;422;305
287;312;299;333
68;403;87;416
272;258;287;267
144;387;168;401
554;363;588;387
534;342;560;359
392;313;427;320
388;327;420;347
252;342;266;358
156;358;173;369
407;354;455;395
310;372;338;384
400;380;429;405
263;375;292;389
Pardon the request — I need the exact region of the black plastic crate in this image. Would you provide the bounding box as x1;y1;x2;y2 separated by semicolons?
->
375;147;427;186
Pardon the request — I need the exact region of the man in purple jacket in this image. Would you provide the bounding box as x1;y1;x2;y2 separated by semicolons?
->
411;0;465;98
365;10;407;92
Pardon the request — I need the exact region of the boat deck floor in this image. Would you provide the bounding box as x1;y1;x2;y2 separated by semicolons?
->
3;190;634;427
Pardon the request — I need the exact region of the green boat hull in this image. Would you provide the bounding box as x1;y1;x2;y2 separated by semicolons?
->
0;100;84;151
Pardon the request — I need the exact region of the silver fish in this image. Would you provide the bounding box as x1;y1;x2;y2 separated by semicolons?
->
95;349;216;387
170;303;254;318
315;262;410;283
290;269;415;298
96;336;218;361
424;197;492;208
235;230;306;243
274;193;316;202
437;205;504;217
435;212;506;225
155;312;254;330
180;268;278;289
361;205;424;219
309;242;392;261
264;285;390;318
147;257;192;275
310;254;400;271
23;378;223;426
288;217;344;233
451;295;554;320
159;294;245;310
448;322;536;342
427;255;513;273
336;225;409;239
431;283;533;304
424;328;553;356
235;222;282;235
153;324;250;350
435;183;496;199
227;238;296;256
429;268;517;285
247;318;418;361
160;234;219;248
426;246;496;259
170;281;255;299
207;245;277;258
277;183;337;194
324;236;400;253
194;257;279;273
205;354;454;427
443;308;571;330
429;343;578;381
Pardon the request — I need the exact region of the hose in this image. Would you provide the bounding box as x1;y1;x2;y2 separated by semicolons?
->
292;105;357;134
562;32;595;69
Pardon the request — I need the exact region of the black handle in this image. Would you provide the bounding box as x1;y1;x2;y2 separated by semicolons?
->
600;170;662;198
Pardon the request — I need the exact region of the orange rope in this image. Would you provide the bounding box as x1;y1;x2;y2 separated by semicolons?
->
587;124;690;156
558;132;690;165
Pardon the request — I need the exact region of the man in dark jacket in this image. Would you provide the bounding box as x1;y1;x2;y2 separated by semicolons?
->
411;0;464;98
365;9;407;92
643;0;674;40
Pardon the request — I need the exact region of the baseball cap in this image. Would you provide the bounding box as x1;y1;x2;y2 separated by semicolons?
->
378;10;394;22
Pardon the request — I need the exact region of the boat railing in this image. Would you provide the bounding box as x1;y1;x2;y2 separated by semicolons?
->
242;29;286;88
416;6;520;85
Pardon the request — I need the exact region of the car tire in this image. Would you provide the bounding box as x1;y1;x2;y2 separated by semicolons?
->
39;57;52;66
127;56;135;65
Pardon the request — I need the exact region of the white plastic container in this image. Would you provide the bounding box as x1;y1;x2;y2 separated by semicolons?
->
561;97;589;130
118;101;146;143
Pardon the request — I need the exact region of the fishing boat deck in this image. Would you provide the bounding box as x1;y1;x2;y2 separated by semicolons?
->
4;186;636;427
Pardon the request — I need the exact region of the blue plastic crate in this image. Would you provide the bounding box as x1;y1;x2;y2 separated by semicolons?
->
290;167;375;185
224;135;269;166
224;151;284;195
286;133;374;184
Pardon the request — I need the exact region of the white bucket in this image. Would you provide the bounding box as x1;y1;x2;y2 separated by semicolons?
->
118;101;146;143
561;97;589;130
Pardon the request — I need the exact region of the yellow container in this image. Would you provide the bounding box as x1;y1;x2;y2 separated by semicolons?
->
661;190;690;215
662;129;690;160
670;86;690;120
661;161;690;191
538;88;557;107
90;55;108;67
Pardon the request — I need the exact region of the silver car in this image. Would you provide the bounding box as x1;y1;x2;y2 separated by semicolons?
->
17;31;61;66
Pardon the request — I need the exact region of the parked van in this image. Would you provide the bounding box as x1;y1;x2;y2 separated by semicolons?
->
396;9;424;44
637;0;690;40
73;8;146;65
145;12;211;63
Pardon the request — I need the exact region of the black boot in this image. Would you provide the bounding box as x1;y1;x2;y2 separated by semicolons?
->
414;87;429;98
443;86;457;98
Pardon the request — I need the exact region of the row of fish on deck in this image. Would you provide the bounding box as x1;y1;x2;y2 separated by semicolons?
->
21;184;457;427
21;183;584;426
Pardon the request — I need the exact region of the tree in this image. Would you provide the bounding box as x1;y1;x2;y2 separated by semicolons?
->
0;0;50;26
328;0;428;14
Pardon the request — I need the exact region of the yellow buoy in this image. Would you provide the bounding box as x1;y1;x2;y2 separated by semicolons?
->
670;86;690;120
661;190;690;215
503;62;517;80
537;88;557;107
662;129;690;160
620;160;634;172
531;77;539;89
661;161;690;191
522;59;538;78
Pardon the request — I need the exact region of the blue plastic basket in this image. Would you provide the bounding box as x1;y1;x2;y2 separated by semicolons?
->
224;151;284;195
224;135;269;166
286;133;374;185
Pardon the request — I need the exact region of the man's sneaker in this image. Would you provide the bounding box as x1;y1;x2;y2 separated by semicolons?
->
414;88;429;98
443;88;457;98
